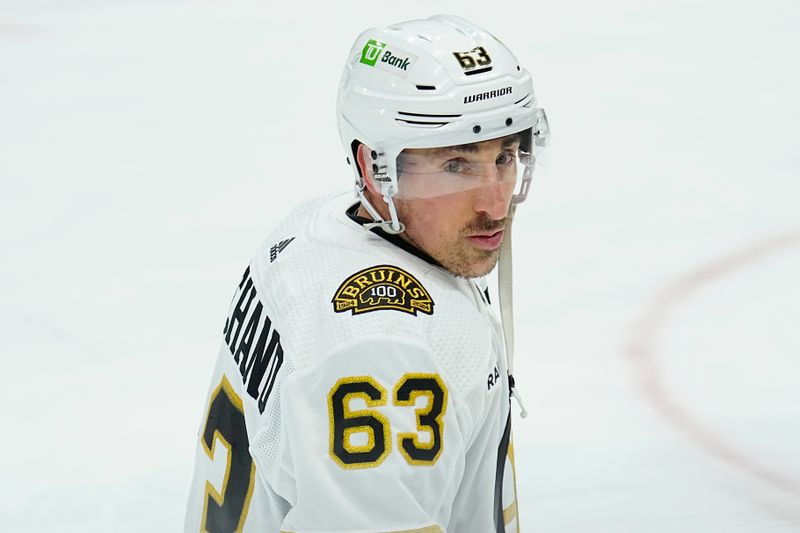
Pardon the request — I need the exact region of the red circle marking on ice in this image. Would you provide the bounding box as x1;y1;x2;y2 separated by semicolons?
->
626;230;800;503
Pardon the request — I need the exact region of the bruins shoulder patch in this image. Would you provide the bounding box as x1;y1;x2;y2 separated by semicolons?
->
332;265;434;316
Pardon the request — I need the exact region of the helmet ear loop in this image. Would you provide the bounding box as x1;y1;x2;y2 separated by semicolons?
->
374;152;404;234
512;114;550;206
512;152;534;205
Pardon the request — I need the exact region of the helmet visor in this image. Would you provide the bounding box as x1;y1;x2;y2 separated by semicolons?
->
393;128;535;200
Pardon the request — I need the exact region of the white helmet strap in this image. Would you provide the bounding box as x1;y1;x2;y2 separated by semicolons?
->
498;204;528;418
356;182;405;234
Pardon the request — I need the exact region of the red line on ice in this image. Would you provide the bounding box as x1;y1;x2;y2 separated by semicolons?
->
626;230;800;501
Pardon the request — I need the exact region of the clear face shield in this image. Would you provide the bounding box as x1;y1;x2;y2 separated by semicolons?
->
391;126;542;204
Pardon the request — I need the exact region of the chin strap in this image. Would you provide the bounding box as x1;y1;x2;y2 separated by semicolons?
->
356;181;405;234
498;204;528;419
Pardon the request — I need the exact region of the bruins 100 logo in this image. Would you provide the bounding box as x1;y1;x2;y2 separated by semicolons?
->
332;265;434;316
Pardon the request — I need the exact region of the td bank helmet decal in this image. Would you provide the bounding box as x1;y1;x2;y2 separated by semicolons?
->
360;39;386;66
359;39;417;78
332;265;434;316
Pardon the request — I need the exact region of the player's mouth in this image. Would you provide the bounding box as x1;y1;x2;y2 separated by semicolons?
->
466;229;504;250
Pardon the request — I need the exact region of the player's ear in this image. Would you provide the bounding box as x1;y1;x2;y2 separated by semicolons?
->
356;143;380;195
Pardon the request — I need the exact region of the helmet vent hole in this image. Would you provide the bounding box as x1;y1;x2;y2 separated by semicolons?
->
464;66;492;76
417;34;433;43
473;125;481;134
506;118;513;126
516;65;520;71
415;85;437;91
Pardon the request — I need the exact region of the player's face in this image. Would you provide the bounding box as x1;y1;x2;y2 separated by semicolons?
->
394;136;518;278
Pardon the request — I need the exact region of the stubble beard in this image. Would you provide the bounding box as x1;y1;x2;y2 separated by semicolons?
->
397;203;506;279
446;246;501;279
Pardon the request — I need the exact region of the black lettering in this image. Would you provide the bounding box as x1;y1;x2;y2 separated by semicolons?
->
257;343;283;413
242;313;271;377
464;86;512;105
244;326;283;411
224;267;251;334
233;301;262;364
237;266;251;289
222;268;285;414
225;277;255;351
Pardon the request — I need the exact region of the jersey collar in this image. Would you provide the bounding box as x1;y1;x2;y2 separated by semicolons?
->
345;202;443;269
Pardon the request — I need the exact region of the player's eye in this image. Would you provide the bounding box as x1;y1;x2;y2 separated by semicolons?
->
444;158;467;173
496;150;516;166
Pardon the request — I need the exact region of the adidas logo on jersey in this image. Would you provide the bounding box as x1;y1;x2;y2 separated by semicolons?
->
269;237;295;263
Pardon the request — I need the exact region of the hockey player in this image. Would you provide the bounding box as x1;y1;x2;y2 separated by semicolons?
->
184;14;549;533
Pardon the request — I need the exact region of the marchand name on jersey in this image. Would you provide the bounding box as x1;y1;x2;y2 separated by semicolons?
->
332;265;434;316
223;266;283;413
464;86;512;104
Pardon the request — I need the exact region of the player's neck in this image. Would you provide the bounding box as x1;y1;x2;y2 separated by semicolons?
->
355;203;373;221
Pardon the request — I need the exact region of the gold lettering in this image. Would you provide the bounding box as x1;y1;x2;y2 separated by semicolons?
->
342;286;359;298
354;276;371;289
412;302;431;313
369;270;387;283
394;274;412;289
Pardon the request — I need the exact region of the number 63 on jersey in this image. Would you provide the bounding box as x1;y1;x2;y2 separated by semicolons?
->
327;373;448;469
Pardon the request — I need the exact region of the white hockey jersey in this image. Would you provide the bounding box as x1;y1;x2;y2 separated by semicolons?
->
184;192;520;533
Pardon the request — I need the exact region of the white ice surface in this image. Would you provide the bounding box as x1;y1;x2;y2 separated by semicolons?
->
1;1;798;531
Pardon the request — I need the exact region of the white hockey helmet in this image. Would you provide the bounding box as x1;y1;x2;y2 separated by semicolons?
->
337;14;549;232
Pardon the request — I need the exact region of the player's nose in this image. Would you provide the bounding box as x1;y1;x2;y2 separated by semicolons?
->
473;171;512;220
